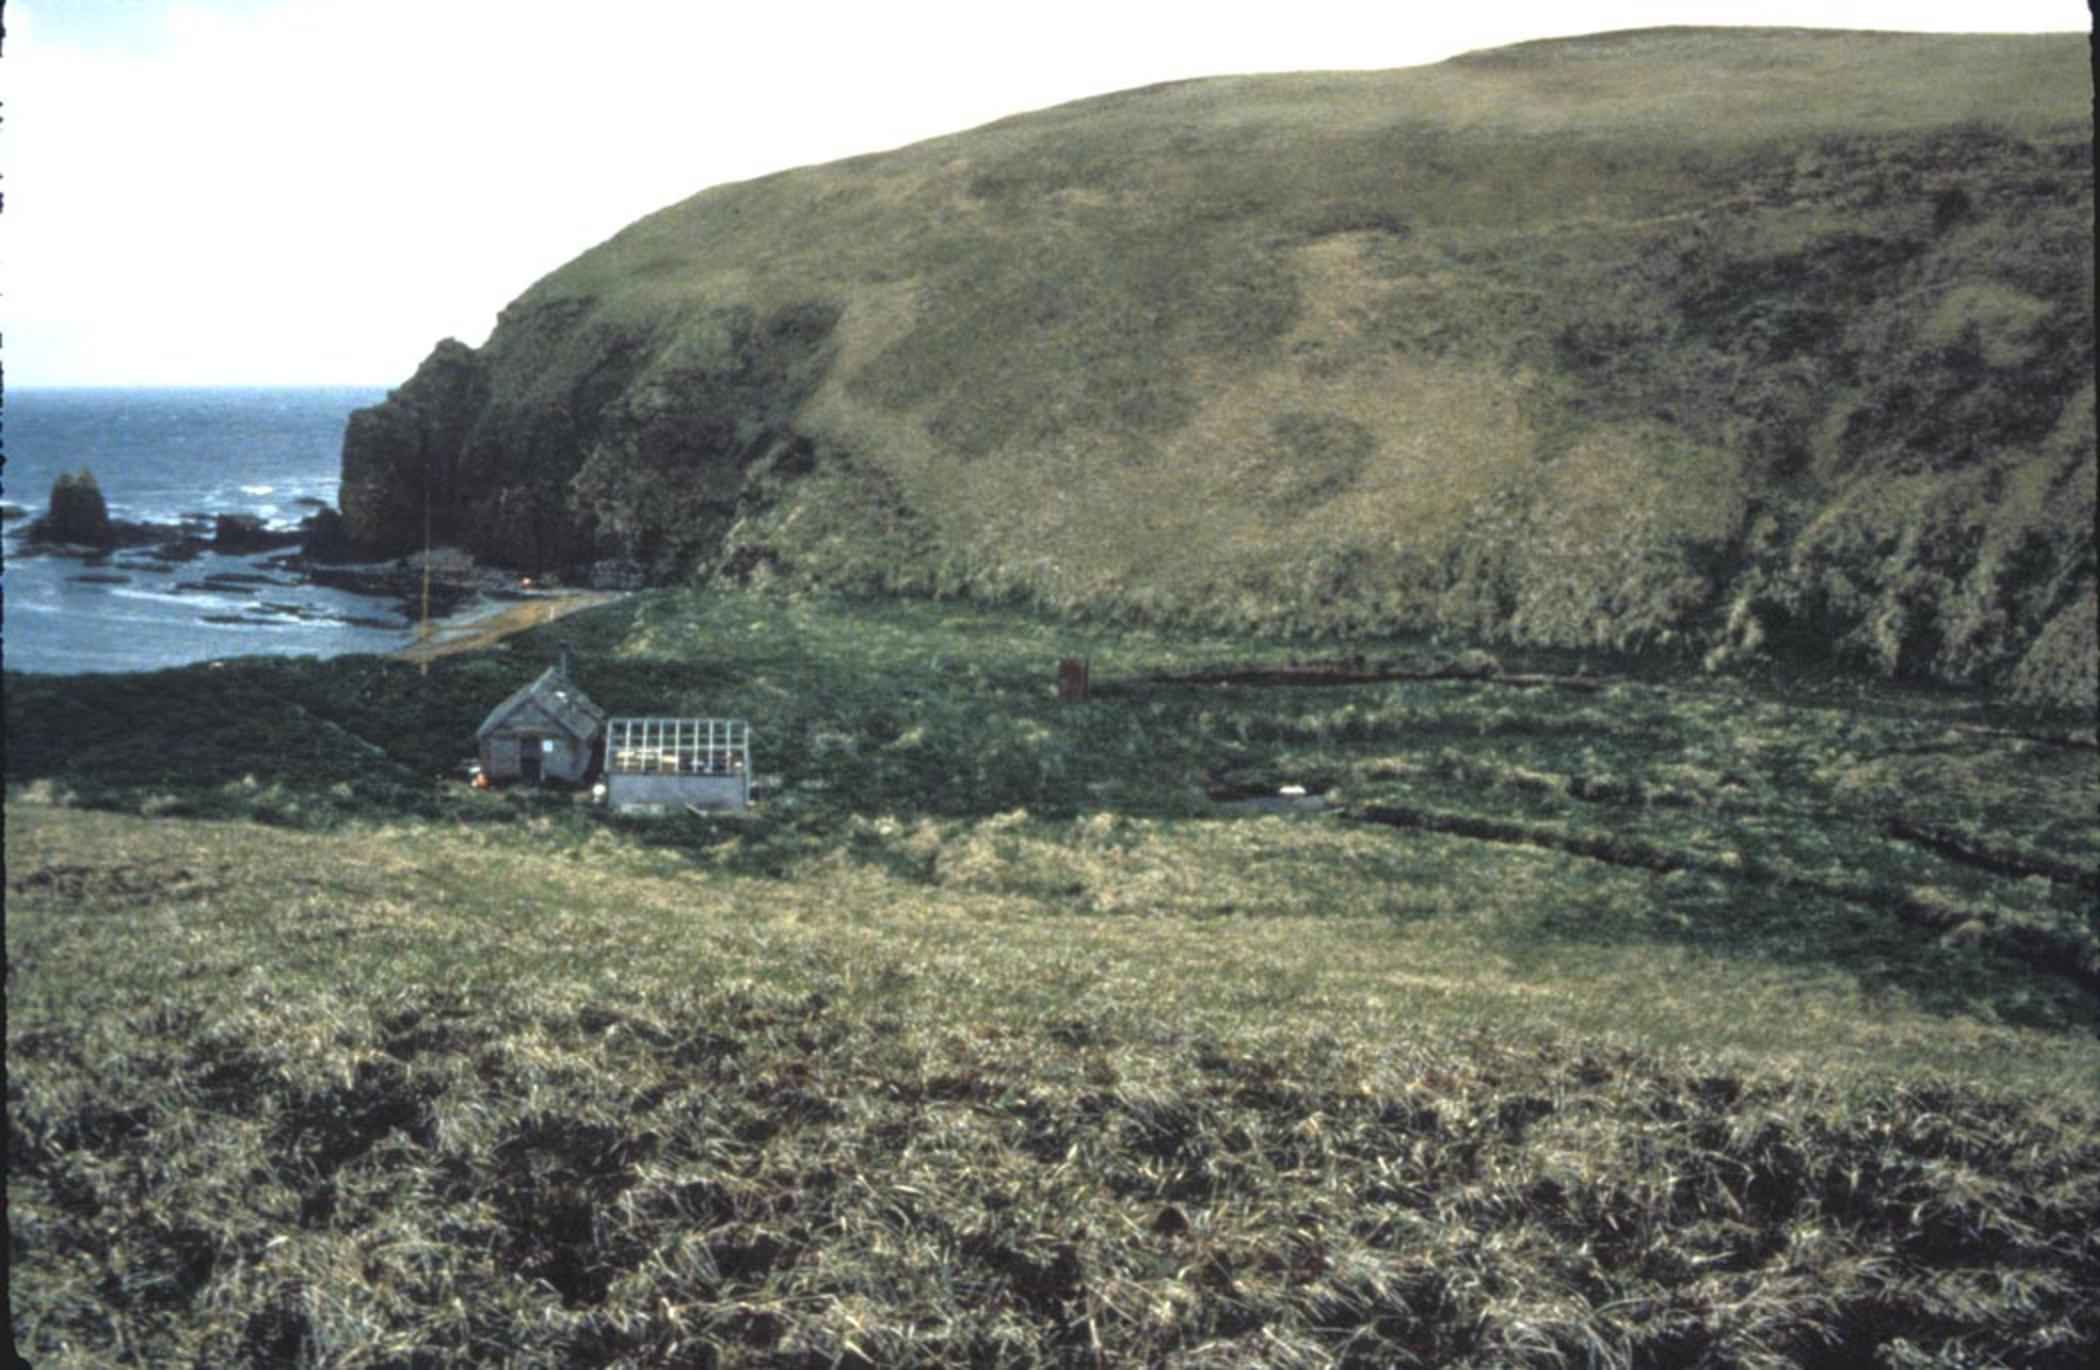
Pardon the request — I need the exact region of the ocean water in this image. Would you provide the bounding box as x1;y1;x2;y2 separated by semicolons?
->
2;387;409;675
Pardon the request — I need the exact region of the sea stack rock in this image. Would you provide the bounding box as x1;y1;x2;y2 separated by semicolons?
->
38;469;113;547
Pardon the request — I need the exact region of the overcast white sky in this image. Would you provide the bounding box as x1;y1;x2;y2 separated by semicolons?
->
4;1;2088;387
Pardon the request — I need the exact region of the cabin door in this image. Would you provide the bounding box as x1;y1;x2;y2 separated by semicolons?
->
520;736;543;783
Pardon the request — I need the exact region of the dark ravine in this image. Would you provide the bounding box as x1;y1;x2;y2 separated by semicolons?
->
1116;661;1607;692
339;28;2095;711
1351;801;2100;996
1884;815;2100;895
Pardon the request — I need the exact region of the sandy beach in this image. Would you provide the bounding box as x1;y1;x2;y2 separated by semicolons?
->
391;590;627;664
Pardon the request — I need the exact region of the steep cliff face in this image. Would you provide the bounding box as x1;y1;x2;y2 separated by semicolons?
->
339;27;2095;709
340;338;489;558
341;301;840;579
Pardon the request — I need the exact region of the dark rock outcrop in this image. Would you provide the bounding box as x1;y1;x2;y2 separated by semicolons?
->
340;338;490;558
212;513;303;554
297;505;356;562
37;470;112;546
20;472;210;558
339;303;840;578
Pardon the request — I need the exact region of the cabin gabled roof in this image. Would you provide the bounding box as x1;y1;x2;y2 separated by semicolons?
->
476;666;608;742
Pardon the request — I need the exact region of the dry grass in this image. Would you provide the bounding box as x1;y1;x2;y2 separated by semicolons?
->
9;798;2099;1368
9;585;2097;1364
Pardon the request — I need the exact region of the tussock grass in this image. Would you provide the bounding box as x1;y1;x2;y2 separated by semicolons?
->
9;587;2098;1364
9;799;2099;1368
7;586;2095;1022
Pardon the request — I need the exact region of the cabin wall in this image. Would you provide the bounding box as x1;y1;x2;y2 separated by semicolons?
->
544;736;592;784
607;773;749;813
480;729;597;784
482;734;523;781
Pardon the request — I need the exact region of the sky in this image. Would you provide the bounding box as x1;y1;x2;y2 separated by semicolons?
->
4;0;2088;387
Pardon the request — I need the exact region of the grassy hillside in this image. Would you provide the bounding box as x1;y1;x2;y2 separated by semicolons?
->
339;27;2094;711
7;588;2097;1024
9;587;2100;1365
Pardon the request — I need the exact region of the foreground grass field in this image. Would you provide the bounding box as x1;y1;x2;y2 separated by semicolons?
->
9;588;2098;1366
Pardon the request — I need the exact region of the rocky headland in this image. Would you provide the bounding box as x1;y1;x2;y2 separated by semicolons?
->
337;28;2095;710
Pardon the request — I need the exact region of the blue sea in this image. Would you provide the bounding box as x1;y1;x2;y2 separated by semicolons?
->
2;387;410;675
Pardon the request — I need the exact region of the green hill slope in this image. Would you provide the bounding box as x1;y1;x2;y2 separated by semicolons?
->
339;27;2095;710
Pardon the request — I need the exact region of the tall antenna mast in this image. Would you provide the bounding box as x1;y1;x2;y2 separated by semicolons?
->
419;463;433;676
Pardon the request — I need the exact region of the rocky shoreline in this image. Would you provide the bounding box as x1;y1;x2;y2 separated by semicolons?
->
9;498;546;637
295;547;560;626
13;511;303;561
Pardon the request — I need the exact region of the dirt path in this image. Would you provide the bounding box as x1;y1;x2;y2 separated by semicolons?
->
391;591;627;664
